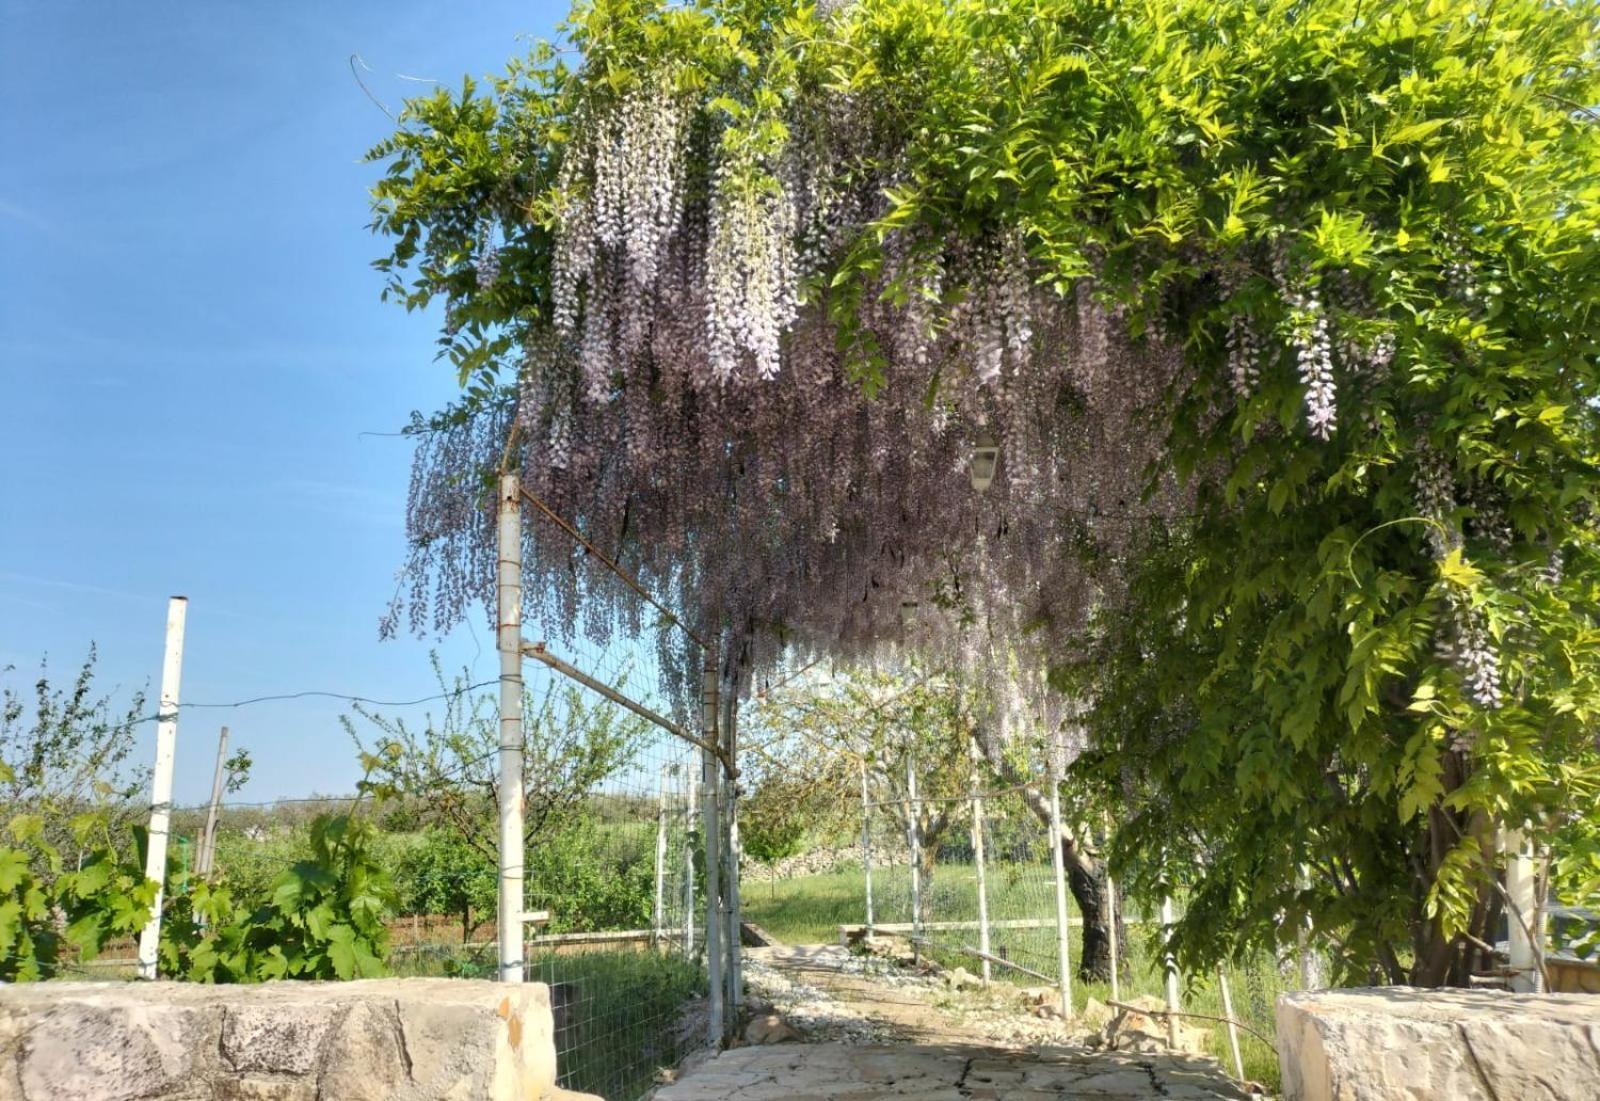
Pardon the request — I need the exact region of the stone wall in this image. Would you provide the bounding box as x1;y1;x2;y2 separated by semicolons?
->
1276;987;1600;1100
742;843;910;882
0;978;582;1101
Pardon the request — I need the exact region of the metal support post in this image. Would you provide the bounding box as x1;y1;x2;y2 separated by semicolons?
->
653;762;669;949
136;596;188;980
723;687;742;1011
1104;812;1120;1003
684;768;697;956
861;764;875;934
907;756;922;959
496;473;525;984
1048;769;1073;1019
969;741;992;983
701;653;723;1046
1218;967;1245;1081
1160;895;1180;1047
1504;827;1544;992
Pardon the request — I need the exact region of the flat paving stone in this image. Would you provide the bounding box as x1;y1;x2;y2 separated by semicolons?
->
653;1042;1251;1100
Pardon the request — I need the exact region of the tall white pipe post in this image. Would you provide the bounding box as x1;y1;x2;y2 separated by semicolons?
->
496;472;526;984
684;768;697;956
1160;895;1180;1047
1503;827;1543;992
136;596;188;980
724;689;742;1010
861;764;875;935
969;741;992;983
906;756;922;959
1104;812;1120;1003
1295;867;1322;990
1218;967;1245;1081
196;725;229;878
1048;768;1073;1019
700;653;724;1046
653;763;670;949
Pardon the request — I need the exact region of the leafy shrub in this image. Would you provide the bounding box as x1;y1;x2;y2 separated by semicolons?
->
0;816;61;981
165;812;400;982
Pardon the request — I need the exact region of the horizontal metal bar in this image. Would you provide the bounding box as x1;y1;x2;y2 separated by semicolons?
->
521;640;736;777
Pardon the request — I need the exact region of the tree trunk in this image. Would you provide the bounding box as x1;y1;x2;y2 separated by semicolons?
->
1064;849;1123;983
972;731;1116;981
917;845;937;925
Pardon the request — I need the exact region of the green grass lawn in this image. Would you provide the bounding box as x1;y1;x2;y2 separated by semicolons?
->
744;862;1288;1089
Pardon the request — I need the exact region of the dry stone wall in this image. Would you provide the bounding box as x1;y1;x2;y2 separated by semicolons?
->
742;843;910;882
1277;987;1600;1101
0;978;588;1101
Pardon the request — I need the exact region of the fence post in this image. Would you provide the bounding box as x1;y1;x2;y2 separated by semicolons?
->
906;755;922;961
653;762;669;949
684;767;697;957
724;689;742;1012
1160;895;1180;1047
1218;966;1245;1081
701;652;724;1046
969;741;991;983
1503;827;1543;992
861;763;875;935
1048;768;1073;1019
496;472;526;984
1103;811;1120;1003
196;725;229;879
136;595;187;980
1295;867;1322;990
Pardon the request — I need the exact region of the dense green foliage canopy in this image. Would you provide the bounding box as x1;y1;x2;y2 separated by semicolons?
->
369;0;1600;983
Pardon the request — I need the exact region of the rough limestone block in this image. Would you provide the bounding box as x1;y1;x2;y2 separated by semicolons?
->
1277;986;1600;1101
0;978;560;1101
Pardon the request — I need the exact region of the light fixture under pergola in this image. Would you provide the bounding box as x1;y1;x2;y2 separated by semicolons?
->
970;436;1000;493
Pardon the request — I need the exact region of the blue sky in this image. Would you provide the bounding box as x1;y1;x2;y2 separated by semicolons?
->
0;1;568;803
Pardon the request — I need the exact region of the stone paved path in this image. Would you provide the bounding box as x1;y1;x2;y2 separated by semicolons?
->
653;1042;1252;1100
654;945;1252;1099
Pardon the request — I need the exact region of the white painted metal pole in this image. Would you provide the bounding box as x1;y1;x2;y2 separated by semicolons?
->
1295;867;1321;990
701;653;724;1046
1218;966;1245;1081
653;763;669;949
906;756;922;958
496;472;526;984
724;689;742;1010
861;763;875;935
1104;812;1120;1003
969;742;992;984
1048;770;1073;1019
1160;895;1180;1047
136;596;187;980
197;725;229;878
1504;827;1542;992
684;767;697;957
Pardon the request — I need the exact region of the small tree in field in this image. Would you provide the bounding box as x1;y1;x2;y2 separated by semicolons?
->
742;777;808;899
749;663;975;924
344;655;648;910
2;646;147;864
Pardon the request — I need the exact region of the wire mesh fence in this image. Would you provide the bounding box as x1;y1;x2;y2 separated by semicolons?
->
849;760;1316;1090
0;482;733;1101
